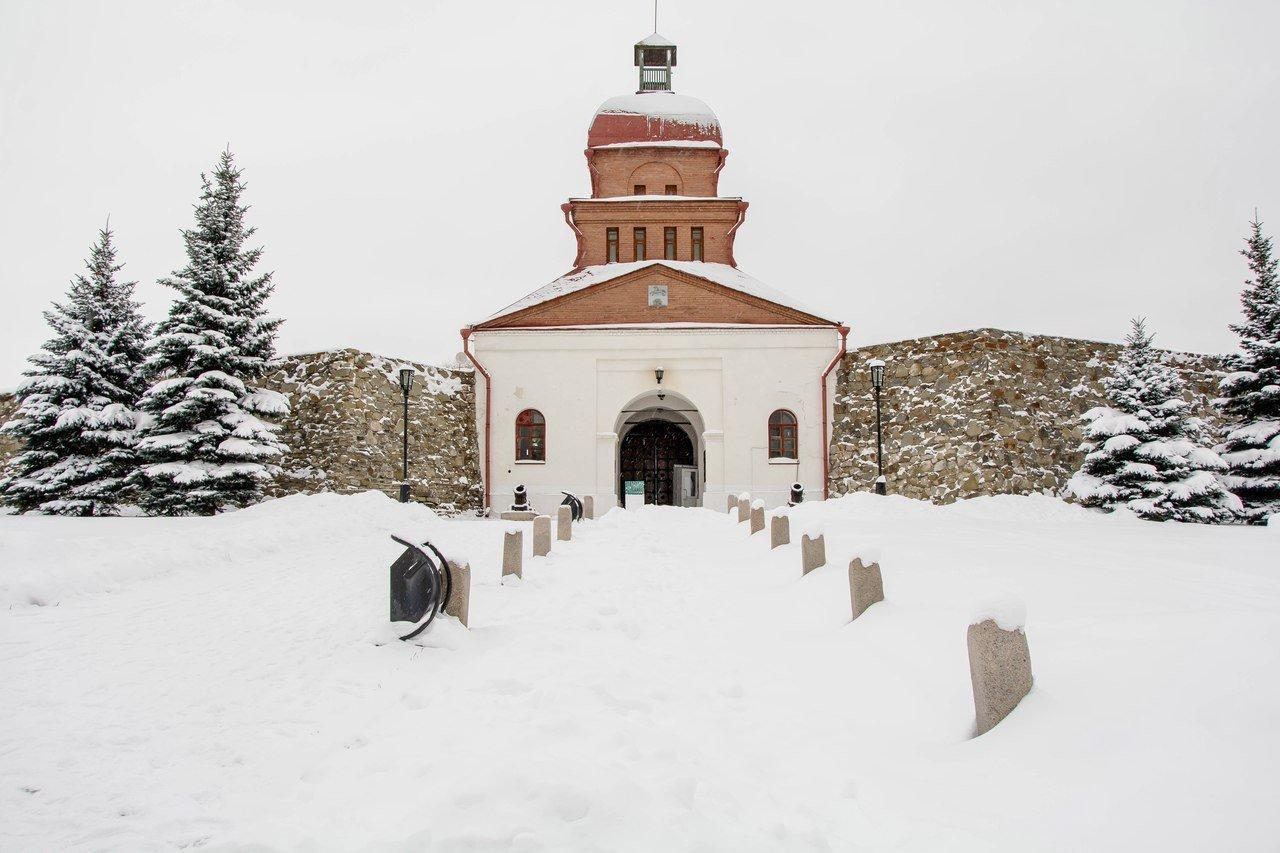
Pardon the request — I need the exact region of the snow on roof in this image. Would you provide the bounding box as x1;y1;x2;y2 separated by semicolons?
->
479;261;834;325
592;139;722;150
593;92;718;126
569;195;740;203
636;31;676;46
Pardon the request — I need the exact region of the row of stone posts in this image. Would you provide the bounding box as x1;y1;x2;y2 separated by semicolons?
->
500;497;593;581
729;493;1032;737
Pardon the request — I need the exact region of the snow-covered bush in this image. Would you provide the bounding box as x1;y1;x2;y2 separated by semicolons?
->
1217;218;1280;523
132;150;289;516
1067;319;1240;523
0;226;150;515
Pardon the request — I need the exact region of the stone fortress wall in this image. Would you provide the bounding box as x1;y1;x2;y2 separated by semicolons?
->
0;330;1228;513
828;328;1226;503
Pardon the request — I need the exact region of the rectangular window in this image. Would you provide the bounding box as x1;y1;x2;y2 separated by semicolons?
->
665;184;678;195
606;228;618;263
634;227;646;261
664;227;677;260
691;227;704;261
633;184;646;196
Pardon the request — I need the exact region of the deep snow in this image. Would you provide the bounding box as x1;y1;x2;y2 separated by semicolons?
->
2;491;1278;851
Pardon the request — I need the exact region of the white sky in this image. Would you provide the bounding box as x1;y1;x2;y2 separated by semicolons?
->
2;0;1277;388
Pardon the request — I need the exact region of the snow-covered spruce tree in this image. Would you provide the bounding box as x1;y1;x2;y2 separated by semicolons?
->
132;150;289;516
0;225;151;515
1217;217;1280;522
1067;319;1240;523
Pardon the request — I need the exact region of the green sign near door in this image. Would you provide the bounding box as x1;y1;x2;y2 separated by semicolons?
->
624;480;645;496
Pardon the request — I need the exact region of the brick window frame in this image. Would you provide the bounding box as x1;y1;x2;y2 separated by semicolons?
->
634;227;647;261
606;228;618;263
664;227;677;260
691;227;704;261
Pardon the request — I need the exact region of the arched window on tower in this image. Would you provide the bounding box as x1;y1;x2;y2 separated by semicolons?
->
768;410;798;460
516;409;546;462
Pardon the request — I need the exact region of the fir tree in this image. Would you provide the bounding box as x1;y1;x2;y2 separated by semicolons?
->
1;225;151;515
133;150;289;516
1067;319;1240;523
1217;217;1280;522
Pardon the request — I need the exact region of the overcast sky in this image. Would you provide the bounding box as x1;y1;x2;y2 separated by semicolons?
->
2;0;1277;388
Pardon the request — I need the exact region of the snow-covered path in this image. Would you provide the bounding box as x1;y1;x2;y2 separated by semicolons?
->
2;492;1279;850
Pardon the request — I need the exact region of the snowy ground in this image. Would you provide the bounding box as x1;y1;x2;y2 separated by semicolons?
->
2;491;1278;851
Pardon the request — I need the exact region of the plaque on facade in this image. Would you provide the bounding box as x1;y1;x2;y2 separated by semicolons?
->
648;284;669;308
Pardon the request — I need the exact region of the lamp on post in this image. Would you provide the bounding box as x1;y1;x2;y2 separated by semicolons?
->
397;366;415;503
655;366;665;401
868;359;887;495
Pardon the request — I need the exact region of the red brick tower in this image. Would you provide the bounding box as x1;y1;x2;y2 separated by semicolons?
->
562;32;749;270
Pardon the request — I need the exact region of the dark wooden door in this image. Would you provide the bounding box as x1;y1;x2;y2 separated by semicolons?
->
619;420;695;506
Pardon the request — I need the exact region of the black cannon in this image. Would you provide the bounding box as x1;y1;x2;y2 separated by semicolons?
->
389;535;454;641
560;491;584;521
511;484;530;512
789;483;804;507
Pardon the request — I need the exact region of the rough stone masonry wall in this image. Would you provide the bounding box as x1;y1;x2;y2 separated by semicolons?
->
828;329;1226;504
0;350;481;514
262;349;483;514
0;392;20;467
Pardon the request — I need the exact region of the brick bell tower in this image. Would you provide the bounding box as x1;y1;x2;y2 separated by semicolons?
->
561;32;749;271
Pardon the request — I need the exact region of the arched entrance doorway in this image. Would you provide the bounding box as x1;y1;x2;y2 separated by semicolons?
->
618;419;695;506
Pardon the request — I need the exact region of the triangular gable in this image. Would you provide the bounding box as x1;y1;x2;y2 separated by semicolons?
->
475;262;838;329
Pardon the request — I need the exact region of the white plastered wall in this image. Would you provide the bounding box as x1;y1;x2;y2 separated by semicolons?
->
470;326;841;515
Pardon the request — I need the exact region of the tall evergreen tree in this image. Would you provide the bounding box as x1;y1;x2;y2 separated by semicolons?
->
1218;217;1280;522
1067;319;1240;523
1;225;151;515
132;150;289;516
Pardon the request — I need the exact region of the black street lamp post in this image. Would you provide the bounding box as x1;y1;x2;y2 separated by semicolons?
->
869;359;887;495
398;366;415;503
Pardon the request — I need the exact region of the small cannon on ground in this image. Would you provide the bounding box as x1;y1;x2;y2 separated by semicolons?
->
388;535;454;641
511;484;531;512
789;483;804;507
560;491;584;522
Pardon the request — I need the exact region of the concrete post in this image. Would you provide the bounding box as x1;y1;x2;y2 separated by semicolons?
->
848;557;884;620
967;612;1033;736
556;504;572;541
727;494;737;513
770;513;790;549
749;500;765;534
444;559;470;627
583;495;594;520
502;529;523;579
801;528;826;575
533;515;551;557
737;493;751;523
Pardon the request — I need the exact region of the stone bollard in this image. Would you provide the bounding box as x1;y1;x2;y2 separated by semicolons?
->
737;493;751;523
770;512;790;549
801;525;826;574
583;495;594;520
727;494;737;514
967;598;1033;736
556;504;572;541
848;556;884;620
533;515;551;557
445;559;470;627
502;529;523;579
749;500;765;534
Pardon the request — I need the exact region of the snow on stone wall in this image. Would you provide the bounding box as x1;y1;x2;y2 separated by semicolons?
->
828;328;1226;504
0;391;20;468
261;349;482;514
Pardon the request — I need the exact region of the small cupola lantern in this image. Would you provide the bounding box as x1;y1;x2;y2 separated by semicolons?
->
635;32;677;92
